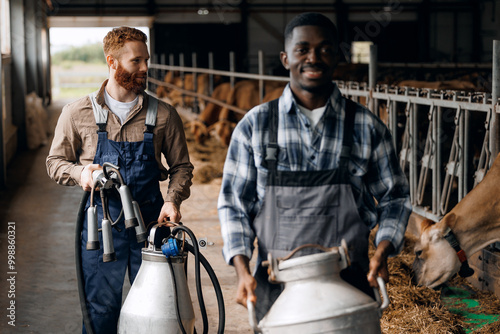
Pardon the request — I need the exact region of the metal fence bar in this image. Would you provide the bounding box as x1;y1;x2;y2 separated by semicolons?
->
148;77;247;115
410;101;418;204
369;45;377;114
229;51;235;88
192;52;199;114
208;52;214;96
179;53;185;107
258;50;264;103
463;108;470;196
149;63;290;82
491;40;500;160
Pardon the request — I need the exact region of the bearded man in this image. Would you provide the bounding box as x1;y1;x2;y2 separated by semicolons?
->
46;26;193;333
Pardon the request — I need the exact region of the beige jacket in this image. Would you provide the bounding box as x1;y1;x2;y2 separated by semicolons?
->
46;81;194;207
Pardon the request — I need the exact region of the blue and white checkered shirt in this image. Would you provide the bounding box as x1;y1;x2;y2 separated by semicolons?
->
218;84;412;264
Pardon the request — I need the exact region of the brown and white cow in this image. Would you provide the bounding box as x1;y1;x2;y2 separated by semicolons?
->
412;153;500;288
190;82;232;144
191;80;287;145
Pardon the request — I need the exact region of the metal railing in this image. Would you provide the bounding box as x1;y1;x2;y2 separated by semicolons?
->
148;42;500;222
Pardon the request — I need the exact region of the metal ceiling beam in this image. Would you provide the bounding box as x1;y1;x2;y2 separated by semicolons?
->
47;1;479;17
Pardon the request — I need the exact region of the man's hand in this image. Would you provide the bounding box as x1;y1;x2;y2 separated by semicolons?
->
157;201;181;224
367;240;394;288
80;164;102;192
233;255;257;307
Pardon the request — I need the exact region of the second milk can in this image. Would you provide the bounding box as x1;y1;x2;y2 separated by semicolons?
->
248;243;389;334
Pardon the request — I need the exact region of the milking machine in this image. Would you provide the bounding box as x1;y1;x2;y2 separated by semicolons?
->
248;243;390;334
75;162;225;334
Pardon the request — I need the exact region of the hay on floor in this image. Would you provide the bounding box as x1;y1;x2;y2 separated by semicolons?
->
377;233;500;333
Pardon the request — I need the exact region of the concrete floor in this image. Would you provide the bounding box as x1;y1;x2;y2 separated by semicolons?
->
0;99;252;334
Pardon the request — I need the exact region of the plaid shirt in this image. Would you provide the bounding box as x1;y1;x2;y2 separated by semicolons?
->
218;84;412;264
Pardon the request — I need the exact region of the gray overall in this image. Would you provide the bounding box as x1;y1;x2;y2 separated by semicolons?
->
252;99;372;321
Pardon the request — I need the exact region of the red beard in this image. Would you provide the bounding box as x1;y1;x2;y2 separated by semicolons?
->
114;63;147;94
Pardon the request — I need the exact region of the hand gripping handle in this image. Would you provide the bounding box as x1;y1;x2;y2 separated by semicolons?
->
247;300;262;333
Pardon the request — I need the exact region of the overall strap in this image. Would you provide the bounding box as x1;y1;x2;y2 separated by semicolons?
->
339;99;357;179
90;91;108;133
265;98;280;171
144;93;158;133
90;92;159;133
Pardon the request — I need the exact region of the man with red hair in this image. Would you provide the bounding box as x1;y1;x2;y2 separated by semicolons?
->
47;26;193;333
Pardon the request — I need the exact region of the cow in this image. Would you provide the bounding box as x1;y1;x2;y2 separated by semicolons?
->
156;71;178;99
209;80;288;146
167;73;210;109
156;71;223;111
208;80;260;146
412;153;500;288
190;82;232;144
189;80;287;145
262;85;286;103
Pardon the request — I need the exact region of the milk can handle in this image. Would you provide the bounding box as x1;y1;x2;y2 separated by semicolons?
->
247;300;262;333
374;276;390;312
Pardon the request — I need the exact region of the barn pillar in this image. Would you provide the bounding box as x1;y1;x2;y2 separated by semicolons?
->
25;0;39;96
0;15;4;188
10;0;27;150
39;7;51;106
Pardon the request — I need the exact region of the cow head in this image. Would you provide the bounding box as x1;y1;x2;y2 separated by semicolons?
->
190;120;209;144
209;119;236;147
412;215;462;288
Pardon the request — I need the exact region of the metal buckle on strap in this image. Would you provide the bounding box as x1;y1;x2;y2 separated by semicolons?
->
340;145;351;159
144;125;155;133
265;143;278;161
96;123;107;133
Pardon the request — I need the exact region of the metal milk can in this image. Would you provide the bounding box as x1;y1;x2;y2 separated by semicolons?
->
248;243;389;334
118;226;195;334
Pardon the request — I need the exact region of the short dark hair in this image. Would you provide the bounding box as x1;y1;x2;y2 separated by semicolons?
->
284;12;338;47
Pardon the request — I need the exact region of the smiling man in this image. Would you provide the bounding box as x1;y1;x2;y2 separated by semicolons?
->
218;12;412;322
46;27;193;333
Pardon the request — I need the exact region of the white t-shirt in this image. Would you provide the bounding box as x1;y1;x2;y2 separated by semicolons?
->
104;89;138;125
297;104;327;128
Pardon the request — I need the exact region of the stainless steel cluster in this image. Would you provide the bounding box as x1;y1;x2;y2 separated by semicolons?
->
86;162;147;262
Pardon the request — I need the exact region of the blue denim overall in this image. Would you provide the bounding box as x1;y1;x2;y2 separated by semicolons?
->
81;92;163;334
252;99;372;322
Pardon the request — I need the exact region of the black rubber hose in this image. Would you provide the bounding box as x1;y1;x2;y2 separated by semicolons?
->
171;226;209;334
167;258;187;334
184;242;226;334
75;191;95;334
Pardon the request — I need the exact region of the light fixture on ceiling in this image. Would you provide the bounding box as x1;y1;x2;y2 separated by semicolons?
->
197;8;209;15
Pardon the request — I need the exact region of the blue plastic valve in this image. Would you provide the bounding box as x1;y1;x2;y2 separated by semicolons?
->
161;238;180;258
